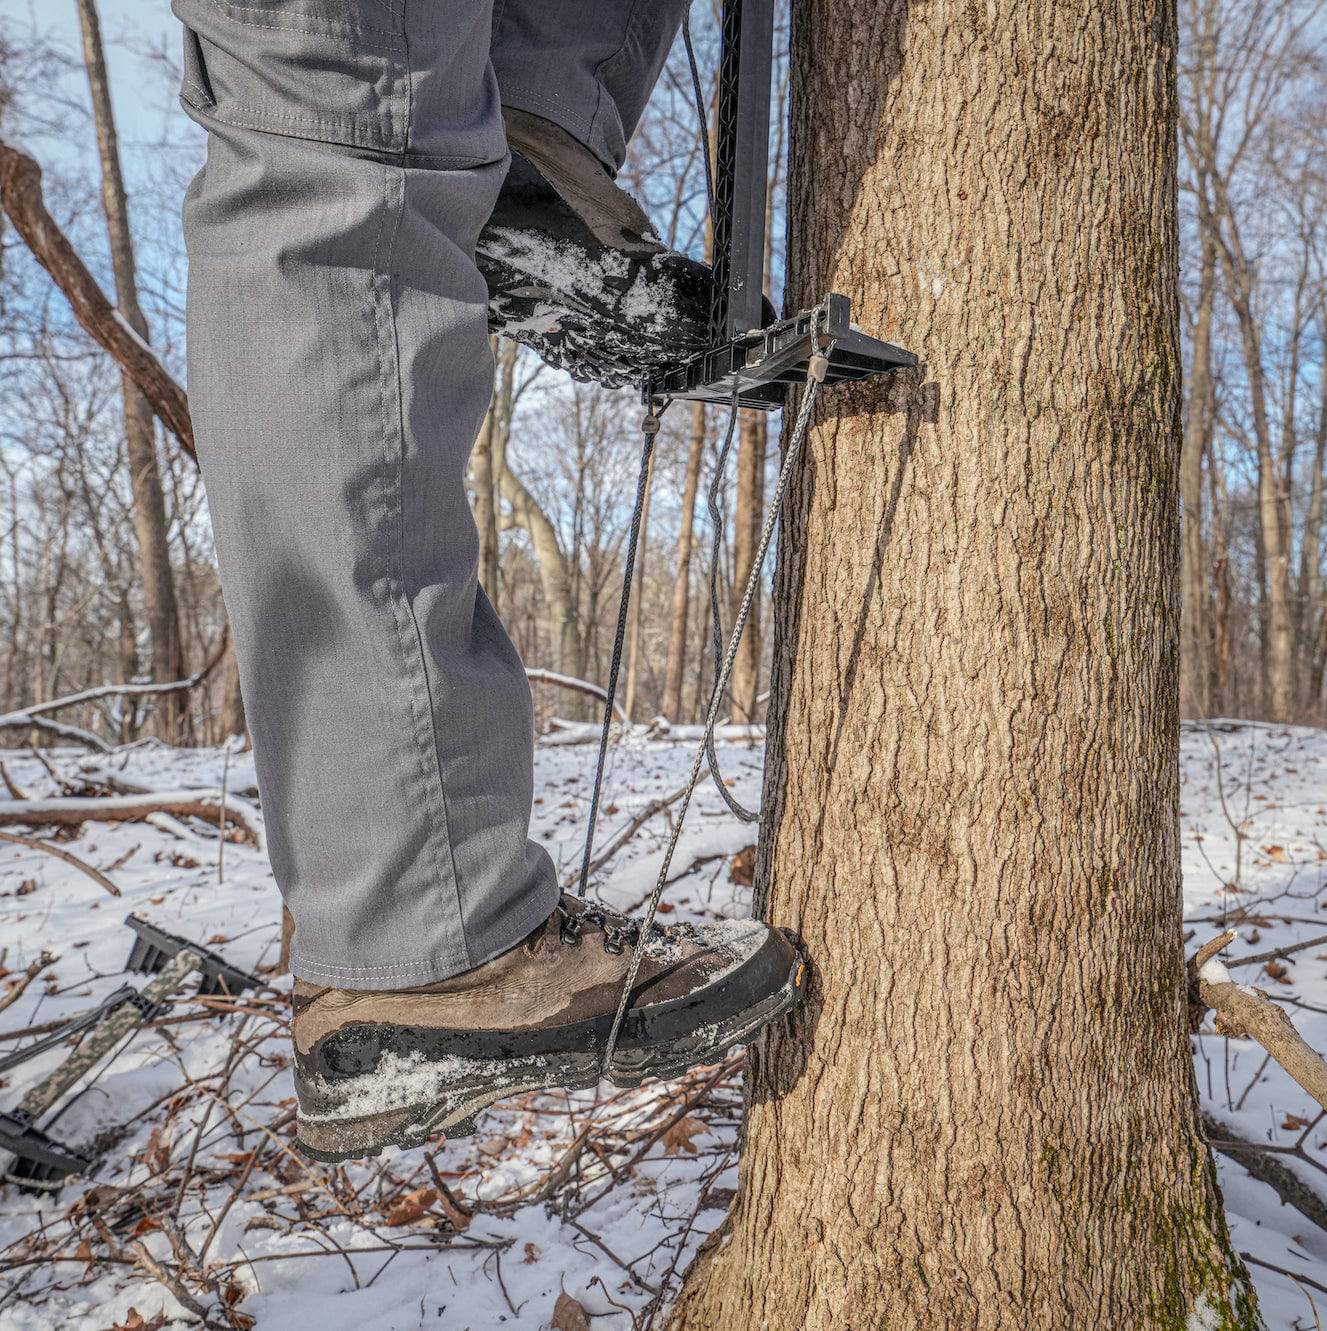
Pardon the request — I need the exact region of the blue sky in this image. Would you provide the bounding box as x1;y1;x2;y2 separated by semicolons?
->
2;0;180;146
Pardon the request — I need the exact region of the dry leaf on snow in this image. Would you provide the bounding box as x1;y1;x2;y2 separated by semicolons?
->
550;1292;592;1331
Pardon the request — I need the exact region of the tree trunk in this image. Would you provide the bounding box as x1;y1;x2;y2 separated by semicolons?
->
1207;446;1232;715
662;402;708;722
1180;217;1215;717
729;410;766;723
669;0;1256;1326
1212;183;1291;721
220;638;247;744
76;0;187;741
473;337;514;613
623;447;655;722
1295;327;1327;715
495;447;583;694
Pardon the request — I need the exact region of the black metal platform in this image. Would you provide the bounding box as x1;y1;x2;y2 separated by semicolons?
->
654;0;913;409
647;293;914;407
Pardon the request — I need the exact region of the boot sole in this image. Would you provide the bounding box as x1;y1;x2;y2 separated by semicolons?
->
295;948;808;1164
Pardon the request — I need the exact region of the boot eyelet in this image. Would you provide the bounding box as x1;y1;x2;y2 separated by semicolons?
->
560;916;583;946
602;930;624;954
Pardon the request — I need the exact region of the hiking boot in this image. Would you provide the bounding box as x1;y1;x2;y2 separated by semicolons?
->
291;895;807;1162
479;110;717;389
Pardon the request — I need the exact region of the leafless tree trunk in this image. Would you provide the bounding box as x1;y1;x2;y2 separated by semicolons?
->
1181;208;1216;716
473;337;514;613
76;0;187;740
669;0;1257;1324
623;447;655;721
662;403;708;721
729;410;765;722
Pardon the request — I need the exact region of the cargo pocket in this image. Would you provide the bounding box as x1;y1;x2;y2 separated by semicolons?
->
171;0;409;154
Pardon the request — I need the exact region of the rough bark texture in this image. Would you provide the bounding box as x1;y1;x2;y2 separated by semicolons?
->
668;0;1257;1326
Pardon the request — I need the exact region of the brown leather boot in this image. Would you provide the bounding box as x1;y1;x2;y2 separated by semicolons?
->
291;895;806;1162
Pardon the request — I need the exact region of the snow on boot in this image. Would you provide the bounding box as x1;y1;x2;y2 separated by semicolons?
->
291;895;806;1162
478;127;716;389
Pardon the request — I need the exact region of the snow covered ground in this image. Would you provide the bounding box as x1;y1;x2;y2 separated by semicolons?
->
0;722;1323;1329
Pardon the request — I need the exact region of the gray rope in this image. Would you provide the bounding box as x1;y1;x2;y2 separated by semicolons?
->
703;379;759;821
600;346;830;1074
574;404;665;899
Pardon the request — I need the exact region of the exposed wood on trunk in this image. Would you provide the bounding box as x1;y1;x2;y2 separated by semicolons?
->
669;0;1257;1324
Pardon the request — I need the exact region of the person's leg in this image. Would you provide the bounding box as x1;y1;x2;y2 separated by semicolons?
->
490;0;692;173
173;0;559;989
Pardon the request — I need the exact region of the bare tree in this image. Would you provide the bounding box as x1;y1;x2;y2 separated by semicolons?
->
75;0;187;739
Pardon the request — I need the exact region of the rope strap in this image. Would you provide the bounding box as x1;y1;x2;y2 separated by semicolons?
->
575;321;832;1075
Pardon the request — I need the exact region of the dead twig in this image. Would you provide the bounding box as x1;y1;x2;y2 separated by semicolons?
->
0;830;121;896
0;952;56;1017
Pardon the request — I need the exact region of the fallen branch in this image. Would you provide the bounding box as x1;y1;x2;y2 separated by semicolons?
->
0;952;56;1017
0;829;121;896
0;791;261;846
1191;932;1327;1112
0;139;195;457
0;713;113;752
1203;1113;1327;1235
0;644;227;732
1228;933;1327;973
525;669;626;722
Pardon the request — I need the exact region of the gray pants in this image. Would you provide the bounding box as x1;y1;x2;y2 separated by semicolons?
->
174;0;686;988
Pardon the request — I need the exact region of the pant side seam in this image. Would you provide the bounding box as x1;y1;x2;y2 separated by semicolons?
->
372;159;472;971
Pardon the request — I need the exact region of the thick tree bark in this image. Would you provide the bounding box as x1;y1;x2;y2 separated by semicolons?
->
662;402;708;722
729;410;766;723
669;0;1257;1326
76;0;187;740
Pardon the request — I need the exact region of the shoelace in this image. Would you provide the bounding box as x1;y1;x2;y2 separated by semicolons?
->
557;901;669;956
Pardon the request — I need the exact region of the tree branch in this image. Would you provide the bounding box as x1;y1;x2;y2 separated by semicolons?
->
0;139;195;458
1191;933;1327;1112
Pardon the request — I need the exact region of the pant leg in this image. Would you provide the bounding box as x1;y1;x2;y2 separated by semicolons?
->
490;0;691;172
173;0;559;989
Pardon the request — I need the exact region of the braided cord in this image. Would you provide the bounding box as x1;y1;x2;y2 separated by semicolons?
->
600;349;828;1073
574;405;665;899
